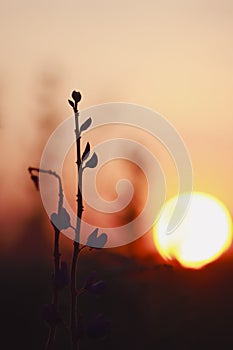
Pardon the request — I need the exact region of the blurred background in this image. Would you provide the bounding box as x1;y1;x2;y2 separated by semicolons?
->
1;0;233;349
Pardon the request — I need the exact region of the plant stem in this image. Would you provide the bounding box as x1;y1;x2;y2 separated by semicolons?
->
28;167;63;350
70;103;83;349
71;241;79;349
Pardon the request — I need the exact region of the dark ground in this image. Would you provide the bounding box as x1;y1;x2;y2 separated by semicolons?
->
1;239;233;350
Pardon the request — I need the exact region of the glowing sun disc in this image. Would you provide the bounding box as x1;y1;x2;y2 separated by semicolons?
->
153;192;233;269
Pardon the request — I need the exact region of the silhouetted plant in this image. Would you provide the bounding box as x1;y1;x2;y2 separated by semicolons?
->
28;167;65;349
28;91;109;350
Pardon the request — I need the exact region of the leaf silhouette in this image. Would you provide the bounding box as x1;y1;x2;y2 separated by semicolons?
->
80;117;92;133
82;142;90;161
83;270;97;290
68;99;74;108
30;174;39;190
86;228;107;248
83;271;106;294
85;152;98;169
87;280;106;294
51;208;71;230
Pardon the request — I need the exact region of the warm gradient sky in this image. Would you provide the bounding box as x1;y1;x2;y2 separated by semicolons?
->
0;0;233;247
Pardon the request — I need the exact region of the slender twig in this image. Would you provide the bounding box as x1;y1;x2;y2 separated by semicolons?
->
28;167;63;350
70;95;84;350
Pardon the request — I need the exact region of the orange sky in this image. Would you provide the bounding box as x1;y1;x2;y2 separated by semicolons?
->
0;0;233;246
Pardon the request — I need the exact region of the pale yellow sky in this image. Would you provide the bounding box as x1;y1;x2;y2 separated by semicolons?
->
0;0;233;229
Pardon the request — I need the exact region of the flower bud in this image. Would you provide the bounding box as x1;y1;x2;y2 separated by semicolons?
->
72;90;82;103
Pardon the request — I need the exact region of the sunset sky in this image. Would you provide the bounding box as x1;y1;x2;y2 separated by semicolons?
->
0;0;233;248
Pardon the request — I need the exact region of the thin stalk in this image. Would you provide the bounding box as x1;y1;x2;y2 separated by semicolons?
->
70;102;84;350
28;167;63;350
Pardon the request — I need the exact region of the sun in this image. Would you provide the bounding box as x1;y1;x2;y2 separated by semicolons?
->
153;192;232;269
